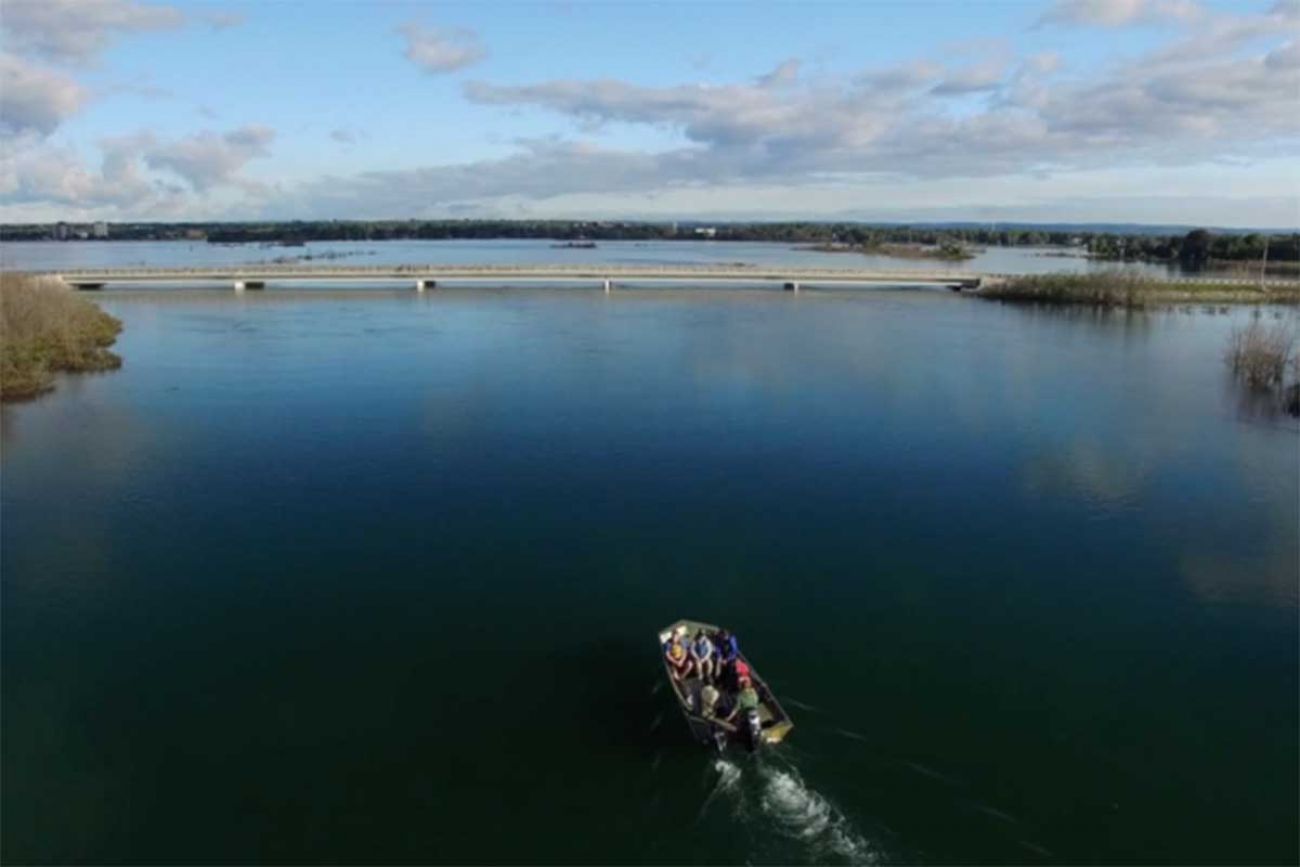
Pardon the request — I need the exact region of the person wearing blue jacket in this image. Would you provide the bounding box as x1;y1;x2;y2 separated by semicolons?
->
717;629;739;661
714;628;739;679
690;630;716;682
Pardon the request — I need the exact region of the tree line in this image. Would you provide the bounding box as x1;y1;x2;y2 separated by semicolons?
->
1085;228;1298;268
3;221;1296;266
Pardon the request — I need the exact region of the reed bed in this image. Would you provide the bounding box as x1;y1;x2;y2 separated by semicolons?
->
1;273;123;401
978;272;1300;307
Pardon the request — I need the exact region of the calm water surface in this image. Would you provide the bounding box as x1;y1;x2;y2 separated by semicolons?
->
0;237;1191;278
2;286;1296;864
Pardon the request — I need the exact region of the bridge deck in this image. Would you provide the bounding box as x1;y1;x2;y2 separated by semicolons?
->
51;264;982;285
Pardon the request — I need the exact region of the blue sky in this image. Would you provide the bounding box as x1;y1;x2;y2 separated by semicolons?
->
1;0;1297;226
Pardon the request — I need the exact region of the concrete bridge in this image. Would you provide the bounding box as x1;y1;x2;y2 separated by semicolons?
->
51;264;987;294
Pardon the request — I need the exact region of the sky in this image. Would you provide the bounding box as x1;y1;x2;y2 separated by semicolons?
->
0;0;1297;227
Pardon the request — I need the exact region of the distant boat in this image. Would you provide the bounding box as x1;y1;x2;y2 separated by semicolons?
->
658;618;794;751
551;240;597;249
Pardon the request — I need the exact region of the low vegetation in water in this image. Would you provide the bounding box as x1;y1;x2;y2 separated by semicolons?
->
1226;319;1299;416
1227;319;1295;388
1;273;123;401
810;241;975;261
977;272;1300;307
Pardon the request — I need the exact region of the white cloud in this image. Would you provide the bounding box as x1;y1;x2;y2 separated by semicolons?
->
1040;0;1204;27
1145;2;1295;63
930;57;1009;95
5;2;1296;224
0;125;275;214
1;137;160;209
457;5;1297;183
0;53;87;137
285;3;1293;219
282;140;709;218
756;59;800;88
399;23;486;74
1;0;183;65
856;60;943;92
143;125;274;190
461;77;887;161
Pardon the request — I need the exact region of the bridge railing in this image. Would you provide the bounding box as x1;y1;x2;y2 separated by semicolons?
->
51;264;985;280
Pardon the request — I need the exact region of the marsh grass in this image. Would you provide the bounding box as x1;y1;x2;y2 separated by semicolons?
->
979;271;1300;306
1;273;123;401
1226;319;1296;389
979;272;1152;305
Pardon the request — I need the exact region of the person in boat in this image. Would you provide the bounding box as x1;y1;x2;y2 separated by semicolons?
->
714;627;739;677
700;682;721;719
726;677;762;722
730;657;752;691
665;637;691;680
690;629;716;682
663;627;690;659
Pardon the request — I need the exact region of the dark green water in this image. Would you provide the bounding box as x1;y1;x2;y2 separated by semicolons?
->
3;288;1296;864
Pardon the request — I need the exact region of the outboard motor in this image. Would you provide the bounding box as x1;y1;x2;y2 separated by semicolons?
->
744;708;763;752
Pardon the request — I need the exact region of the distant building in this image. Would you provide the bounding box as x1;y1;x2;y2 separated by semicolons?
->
93;221;108;238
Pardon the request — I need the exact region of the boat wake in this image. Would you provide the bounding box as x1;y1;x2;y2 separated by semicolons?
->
715;758;743;794
759;765;878;865
704;757;880;865
697;758;745;823
782;696;825;714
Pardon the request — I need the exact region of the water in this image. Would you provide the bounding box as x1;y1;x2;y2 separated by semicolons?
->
2;282;1297;863
0;237;1189;278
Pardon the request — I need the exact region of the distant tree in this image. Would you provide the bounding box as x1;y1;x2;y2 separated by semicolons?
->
1180;229;1212;270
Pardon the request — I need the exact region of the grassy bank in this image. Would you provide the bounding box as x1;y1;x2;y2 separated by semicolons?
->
1;273;123;401
977;272;1300;307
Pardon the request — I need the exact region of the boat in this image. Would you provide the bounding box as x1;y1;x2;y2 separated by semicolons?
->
657;619;794;751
